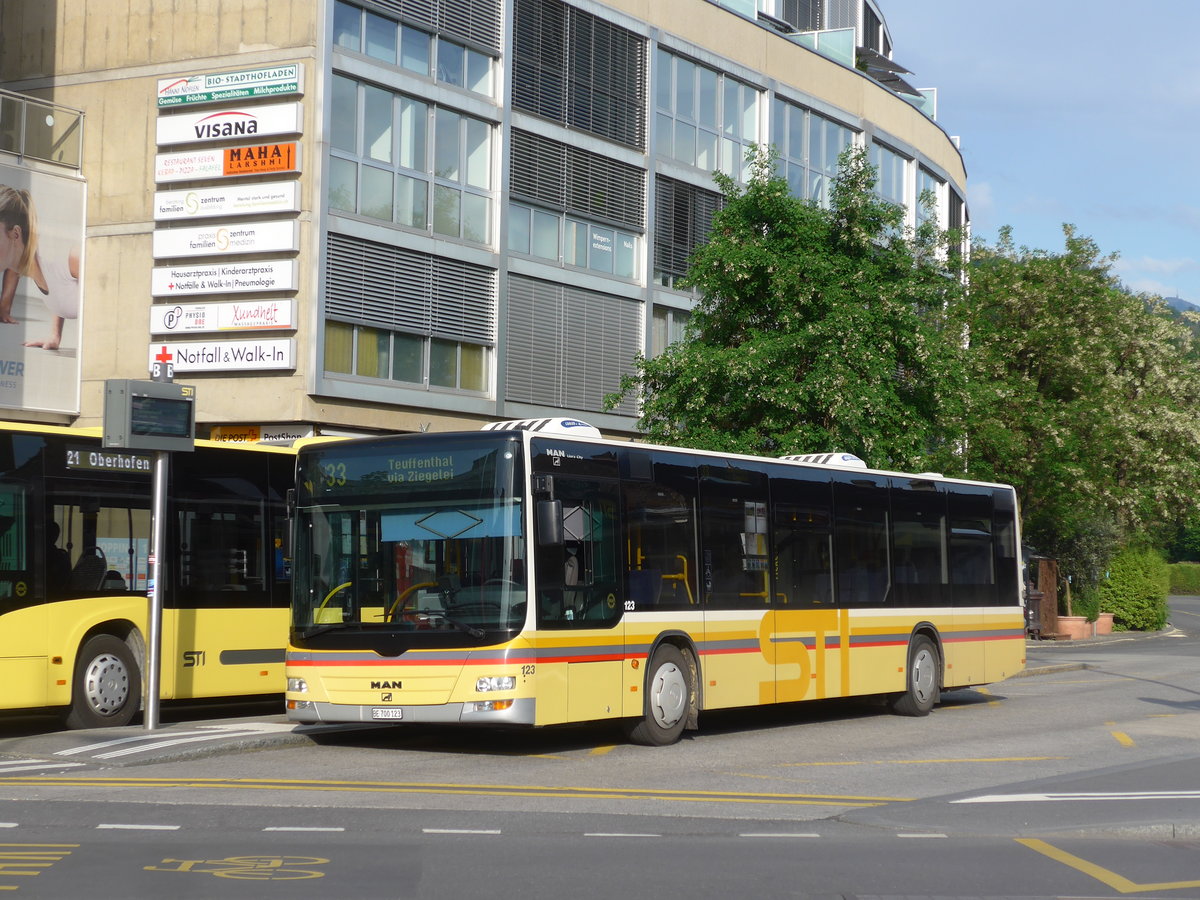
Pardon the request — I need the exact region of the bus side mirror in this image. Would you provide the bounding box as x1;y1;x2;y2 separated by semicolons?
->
537;499;563;547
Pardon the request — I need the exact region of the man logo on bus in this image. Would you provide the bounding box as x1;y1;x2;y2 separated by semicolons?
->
370;680;402;689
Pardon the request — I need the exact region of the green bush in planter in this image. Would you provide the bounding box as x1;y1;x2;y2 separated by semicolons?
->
1097;546;1169;631
1071;589;1100;623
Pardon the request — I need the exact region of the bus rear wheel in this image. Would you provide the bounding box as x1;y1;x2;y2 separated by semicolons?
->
624;644;692;746
890;634;939;717
65;635;141;729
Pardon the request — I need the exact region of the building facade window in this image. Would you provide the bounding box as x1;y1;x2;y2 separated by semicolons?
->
655;49;758;181
870;140;908;210
324;322;489;393
915;166;943;230
512;0;646;150
323;233;496;395
328;75;493;246
509;203;640;280
770;98;854;207
333;0;500;93
654;175;722;289
505;275;640;414
652;305;691;355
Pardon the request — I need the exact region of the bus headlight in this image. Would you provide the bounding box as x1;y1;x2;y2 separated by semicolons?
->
476;675;515;692
287;677;308;693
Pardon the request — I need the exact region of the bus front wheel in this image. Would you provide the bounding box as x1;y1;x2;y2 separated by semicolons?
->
65;635;141;729
890;634;940;717
624;644;692;746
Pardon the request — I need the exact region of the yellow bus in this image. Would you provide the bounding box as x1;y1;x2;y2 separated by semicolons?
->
286;420;1025;744
0;421;295;728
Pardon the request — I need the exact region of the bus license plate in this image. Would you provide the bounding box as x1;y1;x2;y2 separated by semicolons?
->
372;708;403;720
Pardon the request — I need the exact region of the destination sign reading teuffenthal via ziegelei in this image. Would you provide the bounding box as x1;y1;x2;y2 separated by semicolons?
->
156;102;302;147
157;64;304;107
154;143;300;183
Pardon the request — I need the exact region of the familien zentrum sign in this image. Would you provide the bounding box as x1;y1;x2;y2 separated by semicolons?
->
157;64;304;107
153;182;300;221
152;220;298;259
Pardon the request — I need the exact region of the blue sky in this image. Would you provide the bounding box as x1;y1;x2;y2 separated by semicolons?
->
882;0;1200;303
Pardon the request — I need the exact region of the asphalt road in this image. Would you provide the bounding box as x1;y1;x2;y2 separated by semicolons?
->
0;596;1196;898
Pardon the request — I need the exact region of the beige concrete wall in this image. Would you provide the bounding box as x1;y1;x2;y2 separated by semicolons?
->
2;0;329;431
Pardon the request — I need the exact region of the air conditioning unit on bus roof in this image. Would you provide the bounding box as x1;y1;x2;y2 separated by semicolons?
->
481;418;603;439
781;451;868;469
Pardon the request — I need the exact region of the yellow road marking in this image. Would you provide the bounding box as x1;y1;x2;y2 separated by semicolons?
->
0;776;908;808
588;745;617;756
1018;838;1200;893
1111;730;1135;747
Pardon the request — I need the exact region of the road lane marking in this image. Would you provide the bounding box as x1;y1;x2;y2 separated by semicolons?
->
739;832;820;838
422;828;500;835
263;826;345;832
96;824;181;831
0;759;88;774
585;833;660;837
0;776;910;808
897;833;947;838
1018;838;1200;892
1110;730;1135;747
954;790;1200;803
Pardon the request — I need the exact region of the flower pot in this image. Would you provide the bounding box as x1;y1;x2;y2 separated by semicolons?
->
1057;615;1093;640
1094;611;1114;636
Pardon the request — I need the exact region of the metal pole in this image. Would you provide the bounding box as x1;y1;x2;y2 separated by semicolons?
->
145;449;169;731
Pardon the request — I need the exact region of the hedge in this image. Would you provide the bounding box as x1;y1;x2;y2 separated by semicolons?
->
1097;546;1169;631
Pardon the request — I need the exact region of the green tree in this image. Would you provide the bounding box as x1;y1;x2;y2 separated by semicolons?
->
610;147;966;469
941;225;1200;584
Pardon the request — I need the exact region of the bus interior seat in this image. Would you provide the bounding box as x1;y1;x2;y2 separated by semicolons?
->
100;570;127;591
68;548;107;592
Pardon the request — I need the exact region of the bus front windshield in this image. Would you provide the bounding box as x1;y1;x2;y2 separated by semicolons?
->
292;436;525;639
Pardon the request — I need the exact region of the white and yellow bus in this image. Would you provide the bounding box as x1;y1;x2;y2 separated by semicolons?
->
286;420;1025;744
0;421;295;728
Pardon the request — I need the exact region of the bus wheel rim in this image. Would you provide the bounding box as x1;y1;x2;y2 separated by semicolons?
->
84;653;130;716
911;646;936;704
649;662;686;728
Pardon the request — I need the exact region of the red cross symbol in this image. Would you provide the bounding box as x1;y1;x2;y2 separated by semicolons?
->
155;346;173;365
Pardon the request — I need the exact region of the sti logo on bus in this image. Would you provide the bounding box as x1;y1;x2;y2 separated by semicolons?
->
371;680;402;689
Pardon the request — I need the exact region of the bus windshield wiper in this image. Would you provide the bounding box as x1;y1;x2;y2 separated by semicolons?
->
433;612;485;639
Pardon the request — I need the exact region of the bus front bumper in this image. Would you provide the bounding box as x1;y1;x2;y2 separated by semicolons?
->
286;696;536;726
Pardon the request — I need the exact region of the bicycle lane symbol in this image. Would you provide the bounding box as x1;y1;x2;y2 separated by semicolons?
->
145;855;328;881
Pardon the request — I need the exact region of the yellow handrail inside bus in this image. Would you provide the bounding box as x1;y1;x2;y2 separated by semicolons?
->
318;582;352;610
387;581;439;619
662;555;695;605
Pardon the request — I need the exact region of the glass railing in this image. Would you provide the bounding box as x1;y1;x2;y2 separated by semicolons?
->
0;89;84;170
787;27;856;68
906;88;938;120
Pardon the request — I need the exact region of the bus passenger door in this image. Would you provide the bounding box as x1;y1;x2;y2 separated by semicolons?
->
0;436;47;709
534;477;623;725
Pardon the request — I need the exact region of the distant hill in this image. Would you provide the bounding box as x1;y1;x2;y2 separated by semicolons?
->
1165;296;1198;313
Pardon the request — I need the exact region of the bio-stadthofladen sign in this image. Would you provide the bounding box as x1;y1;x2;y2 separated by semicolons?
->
155;102;302;146
154;142;301;183
148;339;296;373
151;259;298;296
153;182;299;221
157;64;304;108
149;299;296;334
